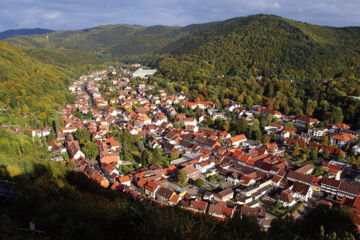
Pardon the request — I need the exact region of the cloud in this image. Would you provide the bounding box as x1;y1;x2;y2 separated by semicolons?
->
43;11;62;20
0;0;360;31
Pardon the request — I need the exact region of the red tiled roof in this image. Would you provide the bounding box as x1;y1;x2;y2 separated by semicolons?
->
229;134;247;144
330;133;356;142
144;181;160;192
119;175;130;184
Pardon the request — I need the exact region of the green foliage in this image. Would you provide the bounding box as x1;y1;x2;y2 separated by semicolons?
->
25;48;102;66
311;147;319;162
140;149;153;167
323;149;331;159
0;42;70;127
6;24;187;58
0;129;45;163
194;178;204;188
0;42;106;129
113;130;169;167
74;128;91;145
159;15;360;80
297;205;357;239
268;205;358;239
293;142;300;156
268;200;291;217
170;151;179;160
336;153;345;162
120;164;136;175
315;166;325;176
178;169;187;186
82;141;99;160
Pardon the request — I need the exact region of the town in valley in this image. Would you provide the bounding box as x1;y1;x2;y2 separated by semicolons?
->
5;63;360;232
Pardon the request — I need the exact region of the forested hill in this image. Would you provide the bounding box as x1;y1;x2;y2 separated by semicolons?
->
0;42;104;128
0;42;69;125
4;24;186;56
0;28;53;40
7;14;360;81
4;23;216;57
155;14;360;81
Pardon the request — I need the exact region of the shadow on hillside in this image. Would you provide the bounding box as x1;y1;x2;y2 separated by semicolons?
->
0;162;358;240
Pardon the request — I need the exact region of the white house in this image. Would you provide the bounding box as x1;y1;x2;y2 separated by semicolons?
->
330;133;357;147
308;128;328;138
183;118;197;127
279;189;297;207
144;181;161;198
119;176;131;186
290;182;313;202
228;134;247;147
195;160;215;173
353;142;360;155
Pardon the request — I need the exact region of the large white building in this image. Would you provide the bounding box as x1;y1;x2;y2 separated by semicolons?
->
132;68;157;78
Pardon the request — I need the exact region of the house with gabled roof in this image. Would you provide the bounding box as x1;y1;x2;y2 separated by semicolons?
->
290;181;313;201
295;116;320;127
169;194;181;205
329;122;351;133
330;133;357;147
279;188;297;207
208;201;235;219
181;165;200;181
103;164;119;178
90;170;109;188
144;181;161;198
157;187;175;203
195;160;215;173
181;200;208;213
338;181;360;199
213;188;234;202
240;206;266;220
321;177;341;195
100;153;119;165
136;178;148;191
227;134;247;147
67;141;85;160
119;175;131;186
287;171;314;186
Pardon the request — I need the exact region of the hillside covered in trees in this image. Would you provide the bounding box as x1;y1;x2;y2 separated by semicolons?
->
8;14;360;81
0;41;71;128
0;42;106;128
5;24;184;57
157;14;360;80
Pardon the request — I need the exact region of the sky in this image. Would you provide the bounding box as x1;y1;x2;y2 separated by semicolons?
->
1;0;360;31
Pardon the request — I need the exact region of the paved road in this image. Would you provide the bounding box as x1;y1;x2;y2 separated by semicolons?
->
82;80;98;110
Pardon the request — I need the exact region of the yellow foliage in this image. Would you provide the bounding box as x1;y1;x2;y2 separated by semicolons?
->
6;165;22;177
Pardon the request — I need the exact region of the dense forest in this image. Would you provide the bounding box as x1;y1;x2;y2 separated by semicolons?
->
0;41;70;128
157;15;360;80
5;24;186;57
